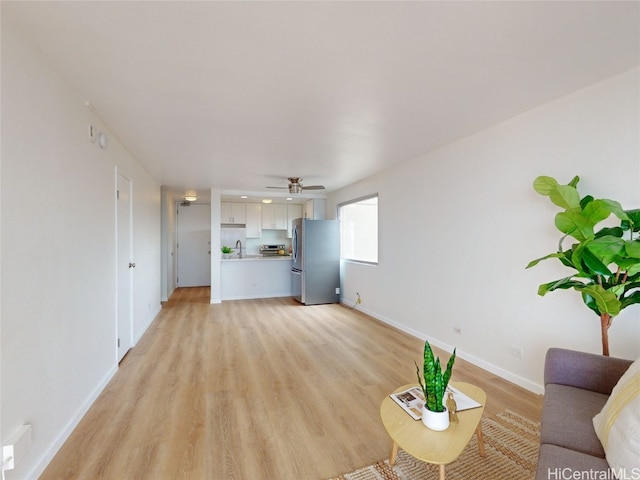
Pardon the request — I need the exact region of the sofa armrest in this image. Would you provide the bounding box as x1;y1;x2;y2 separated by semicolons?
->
544;347;633;395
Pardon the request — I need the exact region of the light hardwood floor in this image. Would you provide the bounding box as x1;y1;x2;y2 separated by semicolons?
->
40;288;543;479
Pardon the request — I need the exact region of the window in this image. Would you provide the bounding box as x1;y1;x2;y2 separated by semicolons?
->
338;194;378;264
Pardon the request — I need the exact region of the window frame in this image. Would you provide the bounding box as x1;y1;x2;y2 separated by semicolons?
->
337;193;379;265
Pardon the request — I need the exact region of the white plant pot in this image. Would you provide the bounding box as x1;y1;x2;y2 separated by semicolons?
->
421;406;450;431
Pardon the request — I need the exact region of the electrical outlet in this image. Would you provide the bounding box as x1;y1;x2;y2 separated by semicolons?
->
335;287;340;295
2;424;31;471
509;345;524;359
453;326;462;335
3;445;14;470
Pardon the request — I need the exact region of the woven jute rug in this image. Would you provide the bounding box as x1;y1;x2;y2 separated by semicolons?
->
329;410;540;480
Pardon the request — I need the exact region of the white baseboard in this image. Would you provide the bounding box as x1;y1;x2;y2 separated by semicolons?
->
341;301;544;394
454;348;544;394
134;304;162;345
221;292;293;301
28;305;163;479
26;365;118;480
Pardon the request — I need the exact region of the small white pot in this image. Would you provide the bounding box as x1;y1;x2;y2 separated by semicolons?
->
421;406;450;431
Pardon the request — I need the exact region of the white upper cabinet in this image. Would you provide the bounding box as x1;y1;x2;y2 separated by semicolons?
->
245;203;262;238
304;199;326;220
262;203;287;230
286;204;303;237
221;202;246;224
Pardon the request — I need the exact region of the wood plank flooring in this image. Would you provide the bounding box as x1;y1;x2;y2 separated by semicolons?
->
40;288;542;479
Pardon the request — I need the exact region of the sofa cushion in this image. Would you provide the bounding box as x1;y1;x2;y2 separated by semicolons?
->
541;383;608;457
535;444;612;480
593;357;640;474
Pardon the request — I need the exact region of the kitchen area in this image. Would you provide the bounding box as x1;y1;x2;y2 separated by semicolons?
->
218;197;339;303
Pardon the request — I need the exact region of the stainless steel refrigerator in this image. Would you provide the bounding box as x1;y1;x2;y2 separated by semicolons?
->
291;218;340;305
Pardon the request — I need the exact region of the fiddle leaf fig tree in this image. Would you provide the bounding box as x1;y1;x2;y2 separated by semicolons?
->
527;175;640;356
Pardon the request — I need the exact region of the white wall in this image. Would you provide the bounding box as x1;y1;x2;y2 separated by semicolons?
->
210;189;222;304
329;68;640;393
160;188;177;302
1;17;161;479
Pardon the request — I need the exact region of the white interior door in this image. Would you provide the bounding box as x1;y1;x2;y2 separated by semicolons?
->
177;203;211;287
117;171;133;362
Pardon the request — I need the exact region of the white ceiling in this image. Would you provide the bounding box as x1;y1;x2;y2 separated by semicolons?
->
4;1;639;199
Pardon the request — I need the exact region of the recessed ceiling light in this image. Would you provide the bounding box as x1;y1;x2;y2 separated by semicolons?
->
241;195;248;199
262;199;272;204
286;197;293;201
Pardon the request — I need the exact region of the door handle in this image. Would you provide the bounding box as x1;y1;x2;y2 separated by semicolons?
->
129;262;136;268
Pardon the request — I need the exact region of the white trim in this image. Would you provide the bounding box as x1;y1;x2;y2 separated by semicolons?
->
134;304;163;345
342;302;544;395
29;305;161;478
221;293;294;301
26;365;118;480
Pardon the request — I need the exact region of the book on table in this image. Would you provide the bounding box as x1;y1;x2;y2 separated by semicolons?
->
389;385;482;420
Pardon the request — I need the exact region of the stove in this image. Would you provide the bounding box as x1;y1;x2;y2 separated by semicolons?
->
259;244;286;256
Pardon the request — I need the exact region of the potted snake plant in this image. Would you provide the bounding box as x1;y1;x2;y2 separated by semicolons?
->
415;340;456;431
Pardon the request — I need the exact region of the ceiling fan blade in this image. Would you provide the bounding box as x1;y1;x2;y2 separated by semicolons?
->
265;177;323;193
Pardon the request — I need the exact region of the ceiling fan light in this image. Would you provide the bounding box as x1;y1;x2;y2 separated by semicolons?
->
289;184;302;194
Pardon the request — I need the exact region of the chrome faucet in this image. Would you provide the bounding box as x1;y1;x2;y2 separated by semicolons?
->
235;239;243;258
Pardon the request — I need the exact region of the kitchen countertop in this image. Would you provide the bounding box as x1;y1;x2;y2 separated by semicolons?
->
221;255;292;262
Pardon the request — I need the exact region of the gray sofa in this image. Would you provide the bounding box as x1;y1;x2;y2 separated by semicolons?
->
535;348;633;480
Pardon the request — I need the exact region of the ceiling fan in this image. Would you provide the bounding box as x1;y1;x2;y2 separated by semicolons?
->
266;177;325;194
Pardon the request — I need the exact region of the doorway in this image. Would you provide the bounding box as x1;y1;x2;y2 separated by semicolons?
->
116;171;133;362
177;202;211;287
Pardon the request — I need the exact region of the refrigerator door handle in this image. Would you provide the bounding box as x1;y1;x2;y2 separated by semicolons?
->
292;225;298;263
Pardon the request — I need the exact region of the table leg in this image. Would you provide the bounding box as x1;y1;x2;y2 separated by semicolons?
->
389;442;399;465
439;463;445;480
476;423;485;457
